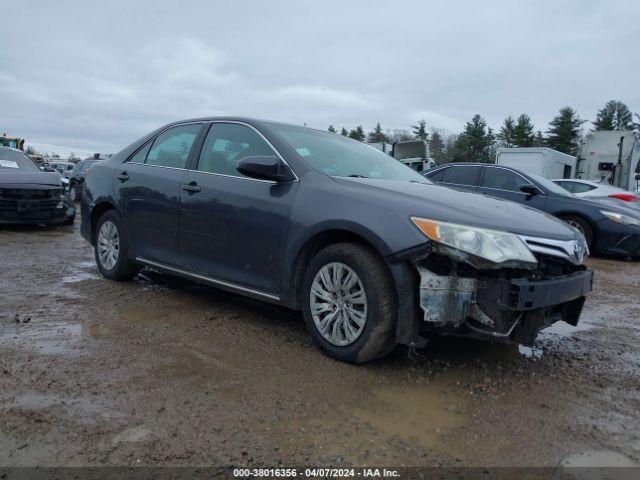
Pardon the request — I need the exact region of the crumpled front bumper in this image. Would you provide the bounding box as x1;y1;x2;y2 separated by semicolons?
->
417;265;594;344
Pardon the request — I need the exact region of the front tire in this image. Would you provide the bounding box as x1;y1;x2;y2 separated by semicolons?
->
301;243;397;363
94;210;139;281
560;215;594;250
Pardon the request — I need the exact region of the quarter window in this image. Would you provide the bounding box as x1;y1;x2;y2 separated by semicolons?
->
442;166;480;186
481;168;528;192
145;124;201;169
197;123;276;177
129;142;152;164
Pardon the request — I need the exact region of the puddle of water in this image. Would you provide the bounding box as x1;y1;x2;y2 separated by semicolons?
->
111;426;151;444
518;345;543;359
561;449;637;467
61;260;100;283
3;391;109;424
351;379;468;449
0;322;111;355
62;271;99;283
541;319;595;339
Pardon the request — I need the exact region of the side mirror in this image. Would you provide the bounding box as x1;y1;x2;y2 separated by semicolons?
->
43;166;56;172
237;155;295;182
519;184;540;196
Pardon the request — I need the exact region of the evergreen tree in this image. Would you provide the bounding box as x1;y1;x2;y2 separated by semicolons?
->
429;131;445;164
546;107;585;155
411;119;428;141
498;116;516;147
348;126;366;142
593;100;634;131
340;127;348;136
327;125;337;133
455;114;495;163
533;130;546;147
512;114;535;147
442;134;461;163
367;122;389;143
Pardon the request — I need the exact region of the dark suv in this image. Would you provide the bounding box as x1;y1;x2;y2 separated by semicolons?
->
424;163;640;258
81;118;593;363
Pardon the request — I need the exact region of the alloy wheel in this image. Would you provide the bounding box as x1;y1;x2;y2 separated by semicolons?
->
565;219;584;235
310;262;367;346
97;220;120;270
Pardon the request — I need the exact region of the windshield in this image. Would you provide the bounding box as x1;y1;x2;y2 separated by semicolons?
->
0;148;40;172
529;173;573;196
269;124;429;183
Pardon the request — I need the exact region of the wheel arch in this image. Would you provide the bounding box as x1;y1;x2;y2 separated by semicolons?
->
90;200;119;242
285;225;393;310
554;210;598;233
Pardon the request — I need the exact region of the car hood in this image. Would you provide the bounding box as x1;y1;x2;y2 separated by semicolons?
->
0;171;62;187
335;178;580;241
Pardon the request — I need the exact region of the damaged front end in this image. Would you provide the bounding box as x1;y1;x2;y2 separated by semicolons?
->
414;238;593;346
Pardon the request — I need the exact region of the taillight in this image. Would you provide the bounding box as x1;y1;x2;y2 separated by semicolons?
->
608;193;640;203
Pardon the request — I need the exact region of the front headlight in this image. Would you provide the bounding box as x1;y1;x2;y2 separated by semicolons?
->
411;217;538;267
600;210;640;227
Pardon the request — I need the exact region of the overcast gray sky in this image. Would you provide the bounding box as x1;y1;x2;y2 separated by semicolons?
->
1;0;639;157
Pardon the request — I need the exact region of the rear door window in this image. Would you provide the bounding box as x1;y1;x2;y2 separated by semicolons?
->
145;124;201;169
441;166;480;186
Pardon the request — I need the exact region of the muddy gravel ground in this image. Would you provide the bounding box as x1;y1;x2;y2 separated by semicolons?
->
1;217;639;469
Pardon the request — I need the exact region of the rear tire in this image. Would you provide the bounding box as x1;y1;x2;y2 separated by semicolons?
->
94;210;140;281
301;243;397;364
68;184;79;202
560;215;594;249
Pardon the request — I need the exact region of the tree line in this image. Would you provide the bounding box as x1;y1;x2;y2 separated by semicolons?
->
327;100;640;165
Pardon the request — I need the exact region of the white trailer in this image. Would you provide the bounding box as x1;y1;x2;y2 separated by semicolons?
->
367;140;435;171
495;147;576;179
576;131;640;192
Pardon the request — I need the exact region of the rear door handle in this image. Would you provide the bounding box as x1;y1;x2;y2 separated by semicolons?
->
182;182;201;193
116;172;129;182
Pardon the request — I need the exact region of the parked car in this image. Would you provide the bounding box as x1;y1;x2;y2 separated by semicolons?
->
553;179;640;204
49;162;75;176
66;159;100;202
0;147;75;225
424;163;640;258
81;118;593;363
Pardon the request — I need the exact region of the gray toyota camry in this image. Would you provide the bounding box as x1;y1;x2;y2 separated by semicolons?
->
81;118;593;363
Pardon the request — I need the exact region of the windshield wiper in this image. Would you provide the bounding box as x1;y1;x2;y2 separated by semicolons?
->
348;174;368;178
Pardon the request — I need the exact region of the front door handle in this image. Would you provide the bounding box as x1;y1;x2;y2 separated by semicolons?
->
182;182;201;194
116;172;129;182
